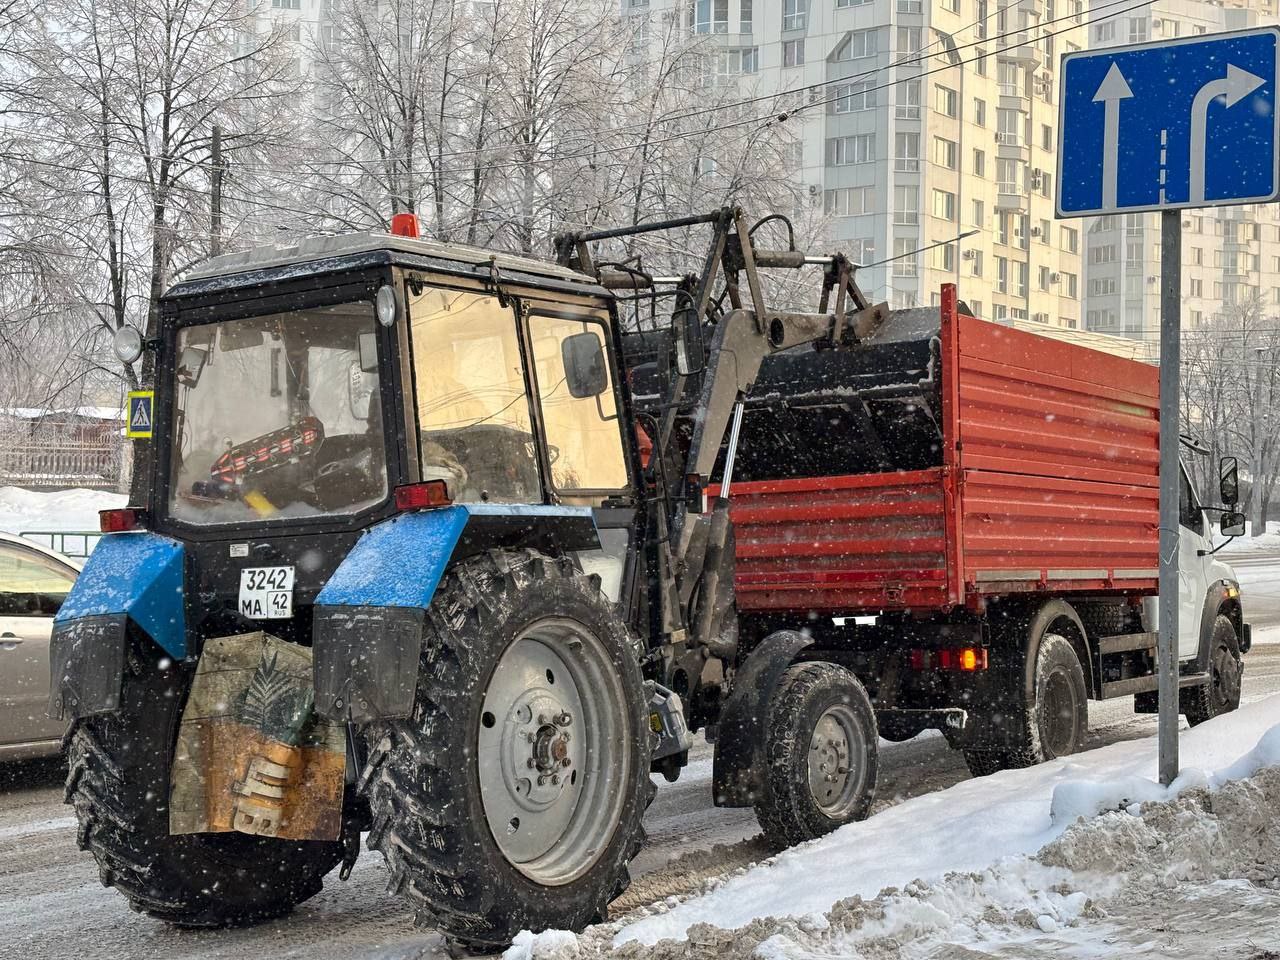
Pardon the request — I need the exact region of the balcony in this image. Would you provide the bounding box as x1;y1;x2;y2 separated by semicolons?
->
996;184;1026;211
894;158;921;173
895;105;921;120
995;131;1029;161
997;31;1041;67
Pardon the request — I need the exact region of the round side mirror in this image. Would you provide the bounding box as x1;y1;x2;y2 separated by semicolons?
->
113;325;144;365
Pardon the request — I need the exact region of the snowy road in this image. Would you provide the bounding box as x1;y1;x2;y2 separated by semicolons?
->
3;628;1279;958
6;641;1280;959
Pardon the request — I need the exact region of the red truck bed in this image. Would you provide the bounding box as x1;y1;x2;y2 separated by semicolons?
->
729;289;1161;614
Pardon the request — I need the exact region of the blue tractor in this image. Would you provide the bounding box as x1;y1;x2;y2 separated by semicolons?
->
48;209;889;945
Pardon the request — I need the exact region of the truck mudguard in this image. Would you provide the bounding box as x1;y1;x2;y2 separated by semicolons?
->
48;533;186;720
712;629;813;807
313;503;600;724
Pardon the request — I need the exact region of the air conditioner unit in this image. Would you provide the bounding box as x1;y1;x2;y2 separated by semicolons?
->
963;249;977;260
1031;227;1042;237
809;184;819;195
1050;272;1061;283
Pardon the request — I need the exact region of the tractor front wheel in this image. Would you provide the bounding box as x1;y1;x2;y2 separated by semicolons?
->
359;550;651;948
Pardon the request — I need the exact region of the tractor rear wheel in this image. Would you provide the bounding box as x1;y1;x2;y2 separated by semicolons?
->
65;644;344;926
359;549;650;948
754;662;878;850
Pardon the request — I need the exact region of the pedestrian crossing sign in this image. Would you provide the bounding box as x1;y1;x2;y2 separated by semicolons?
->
127;390;154;439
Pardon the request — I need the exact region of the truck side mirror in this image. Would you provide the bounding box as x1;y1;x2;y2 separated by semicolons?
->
1220;510;1246;538
562;331;607;398
1220;456;1240;507
673;304;704;377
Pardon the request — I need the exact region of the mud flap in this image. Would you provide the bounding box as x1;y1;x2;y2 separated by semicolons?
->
169;632;346;842
312;606;424;724
712;629;813;807
47;613;128;720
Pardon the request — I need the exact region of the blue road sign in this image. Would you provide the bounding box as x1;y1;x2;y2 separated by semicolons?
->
1057;27;1280;218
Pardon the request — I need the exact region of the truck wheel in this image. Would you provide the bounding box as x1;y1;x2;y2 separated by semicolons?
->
66;648;344;926
359;550;650;948
754;662;877;850
963;633;1087;777
1182;615;1243;726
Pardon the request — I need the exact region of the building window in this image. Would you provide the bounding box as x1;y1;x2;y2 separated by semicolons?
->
972;199;985;227
824;186;873;216
1089;277;1117;296
975;47;988;77
897;26;922;53
1091;245;1117;264
1190;278;1203;297
935;85;958;118
1094;20;1116;42
996;256;1008;293
836;0;873;6
1128;16;1148;43
932;242;957;271
1038;218;1051;244
827;133;875;165
1061;225;1078;254
893;237;918;277
973;149;985;177
835;28;879;60
834;80;876;112
894;185;919;225
894;132;920;171
740;0;752;32
782;0;808;31
997;211;1010;245
272;0;301;7
970;249;984;276
974;98;987;127
932;188;957;221
896;79;921;119
1014;261;1029;299
692;0;729;32
783;38;805;67
1041;124;1053;151
1064;273;1078;298
934;136;957;170
850;238;876;263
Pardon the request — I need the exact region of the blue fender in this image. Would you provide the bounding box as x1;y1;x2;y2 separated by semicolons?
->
311;503;598;723
54;532;187;658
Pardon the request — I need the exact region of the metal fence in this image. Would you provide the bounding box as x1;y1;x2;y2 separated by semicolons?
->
0;439;124;489
21;530;100;560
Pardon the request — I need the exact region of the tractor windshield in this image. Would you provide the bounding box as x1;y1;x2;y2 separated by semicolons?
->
167;301;388;524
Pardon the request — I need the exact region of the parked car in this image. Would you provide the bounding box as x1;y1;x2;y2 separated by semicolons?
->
0;532;80;761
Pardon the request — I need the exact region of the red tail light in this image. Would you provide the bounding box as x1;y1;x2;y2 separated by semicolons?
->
909;647;988;672
394;480;452;511
389;213;420;238
100;508;147;533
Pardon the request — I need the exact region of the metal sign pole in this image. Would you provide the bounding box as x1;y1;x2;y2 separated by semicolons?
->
1157;209;1182;787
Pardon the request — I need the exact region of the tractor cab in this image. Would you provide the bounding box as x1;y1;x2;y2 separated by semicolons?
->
106;228;641;653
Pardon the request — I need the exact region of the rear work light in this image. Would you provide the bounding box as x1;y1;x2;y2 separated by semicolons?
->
99;508;148;533
394;480;452;511
909;647;989;672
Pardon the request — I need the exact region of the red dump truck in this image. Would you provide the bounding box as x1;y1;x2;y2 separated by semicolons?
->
653;286;1248;781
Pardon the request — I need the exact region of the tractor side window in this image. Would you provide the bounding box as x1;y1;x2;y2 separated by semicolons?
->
409;286;540;503
528;314;628;495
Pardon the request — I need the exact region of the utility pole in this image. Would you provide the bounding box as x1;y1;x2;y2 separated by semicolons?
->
1157;208;1181;787
211;124;224;257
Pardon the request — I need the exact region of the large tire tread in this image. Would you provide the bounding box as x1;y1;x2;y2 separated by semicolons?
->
359;549;649;947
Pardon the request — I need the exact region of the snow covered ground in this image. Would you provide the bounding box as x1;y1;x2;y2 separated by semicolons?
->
506;696;1280;960
0;486;123;536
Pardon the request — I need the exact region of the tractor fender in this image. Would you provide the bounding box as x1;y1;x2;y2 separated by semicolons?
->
313;503;600;724
48;533;186;720
711;629;813;808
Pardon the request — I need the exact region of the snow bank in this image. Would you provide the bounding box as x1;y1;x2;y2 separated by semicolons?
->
0;486;123;535
614;694;1280;946
1216;520;1280;556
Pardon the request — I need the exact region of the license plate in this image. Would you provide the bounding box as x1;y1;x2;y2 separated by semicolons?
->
238;566;295;619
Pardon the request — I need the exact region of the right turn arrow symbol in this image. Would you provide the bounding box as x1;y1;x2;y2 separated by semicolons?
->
1189;64;1266;204
1094;63;1134;211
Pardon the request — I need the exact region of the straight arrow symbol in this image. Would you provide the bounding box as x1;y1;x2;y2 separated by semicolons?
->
1094;63;1134;211
1189;64;1266;204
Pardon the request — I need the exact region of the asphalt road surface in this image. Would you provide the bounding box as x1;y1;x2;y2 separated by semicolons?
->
3;571;1279;960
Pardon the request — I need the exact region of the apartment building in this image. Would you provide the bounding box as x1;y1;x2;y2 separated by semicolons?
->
1083;0;1280;342
627;0;1086;325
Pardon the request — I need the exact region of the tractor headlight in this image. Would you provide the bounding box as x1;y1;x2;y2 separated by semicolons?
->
113;325;144;365
376;285;397;327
